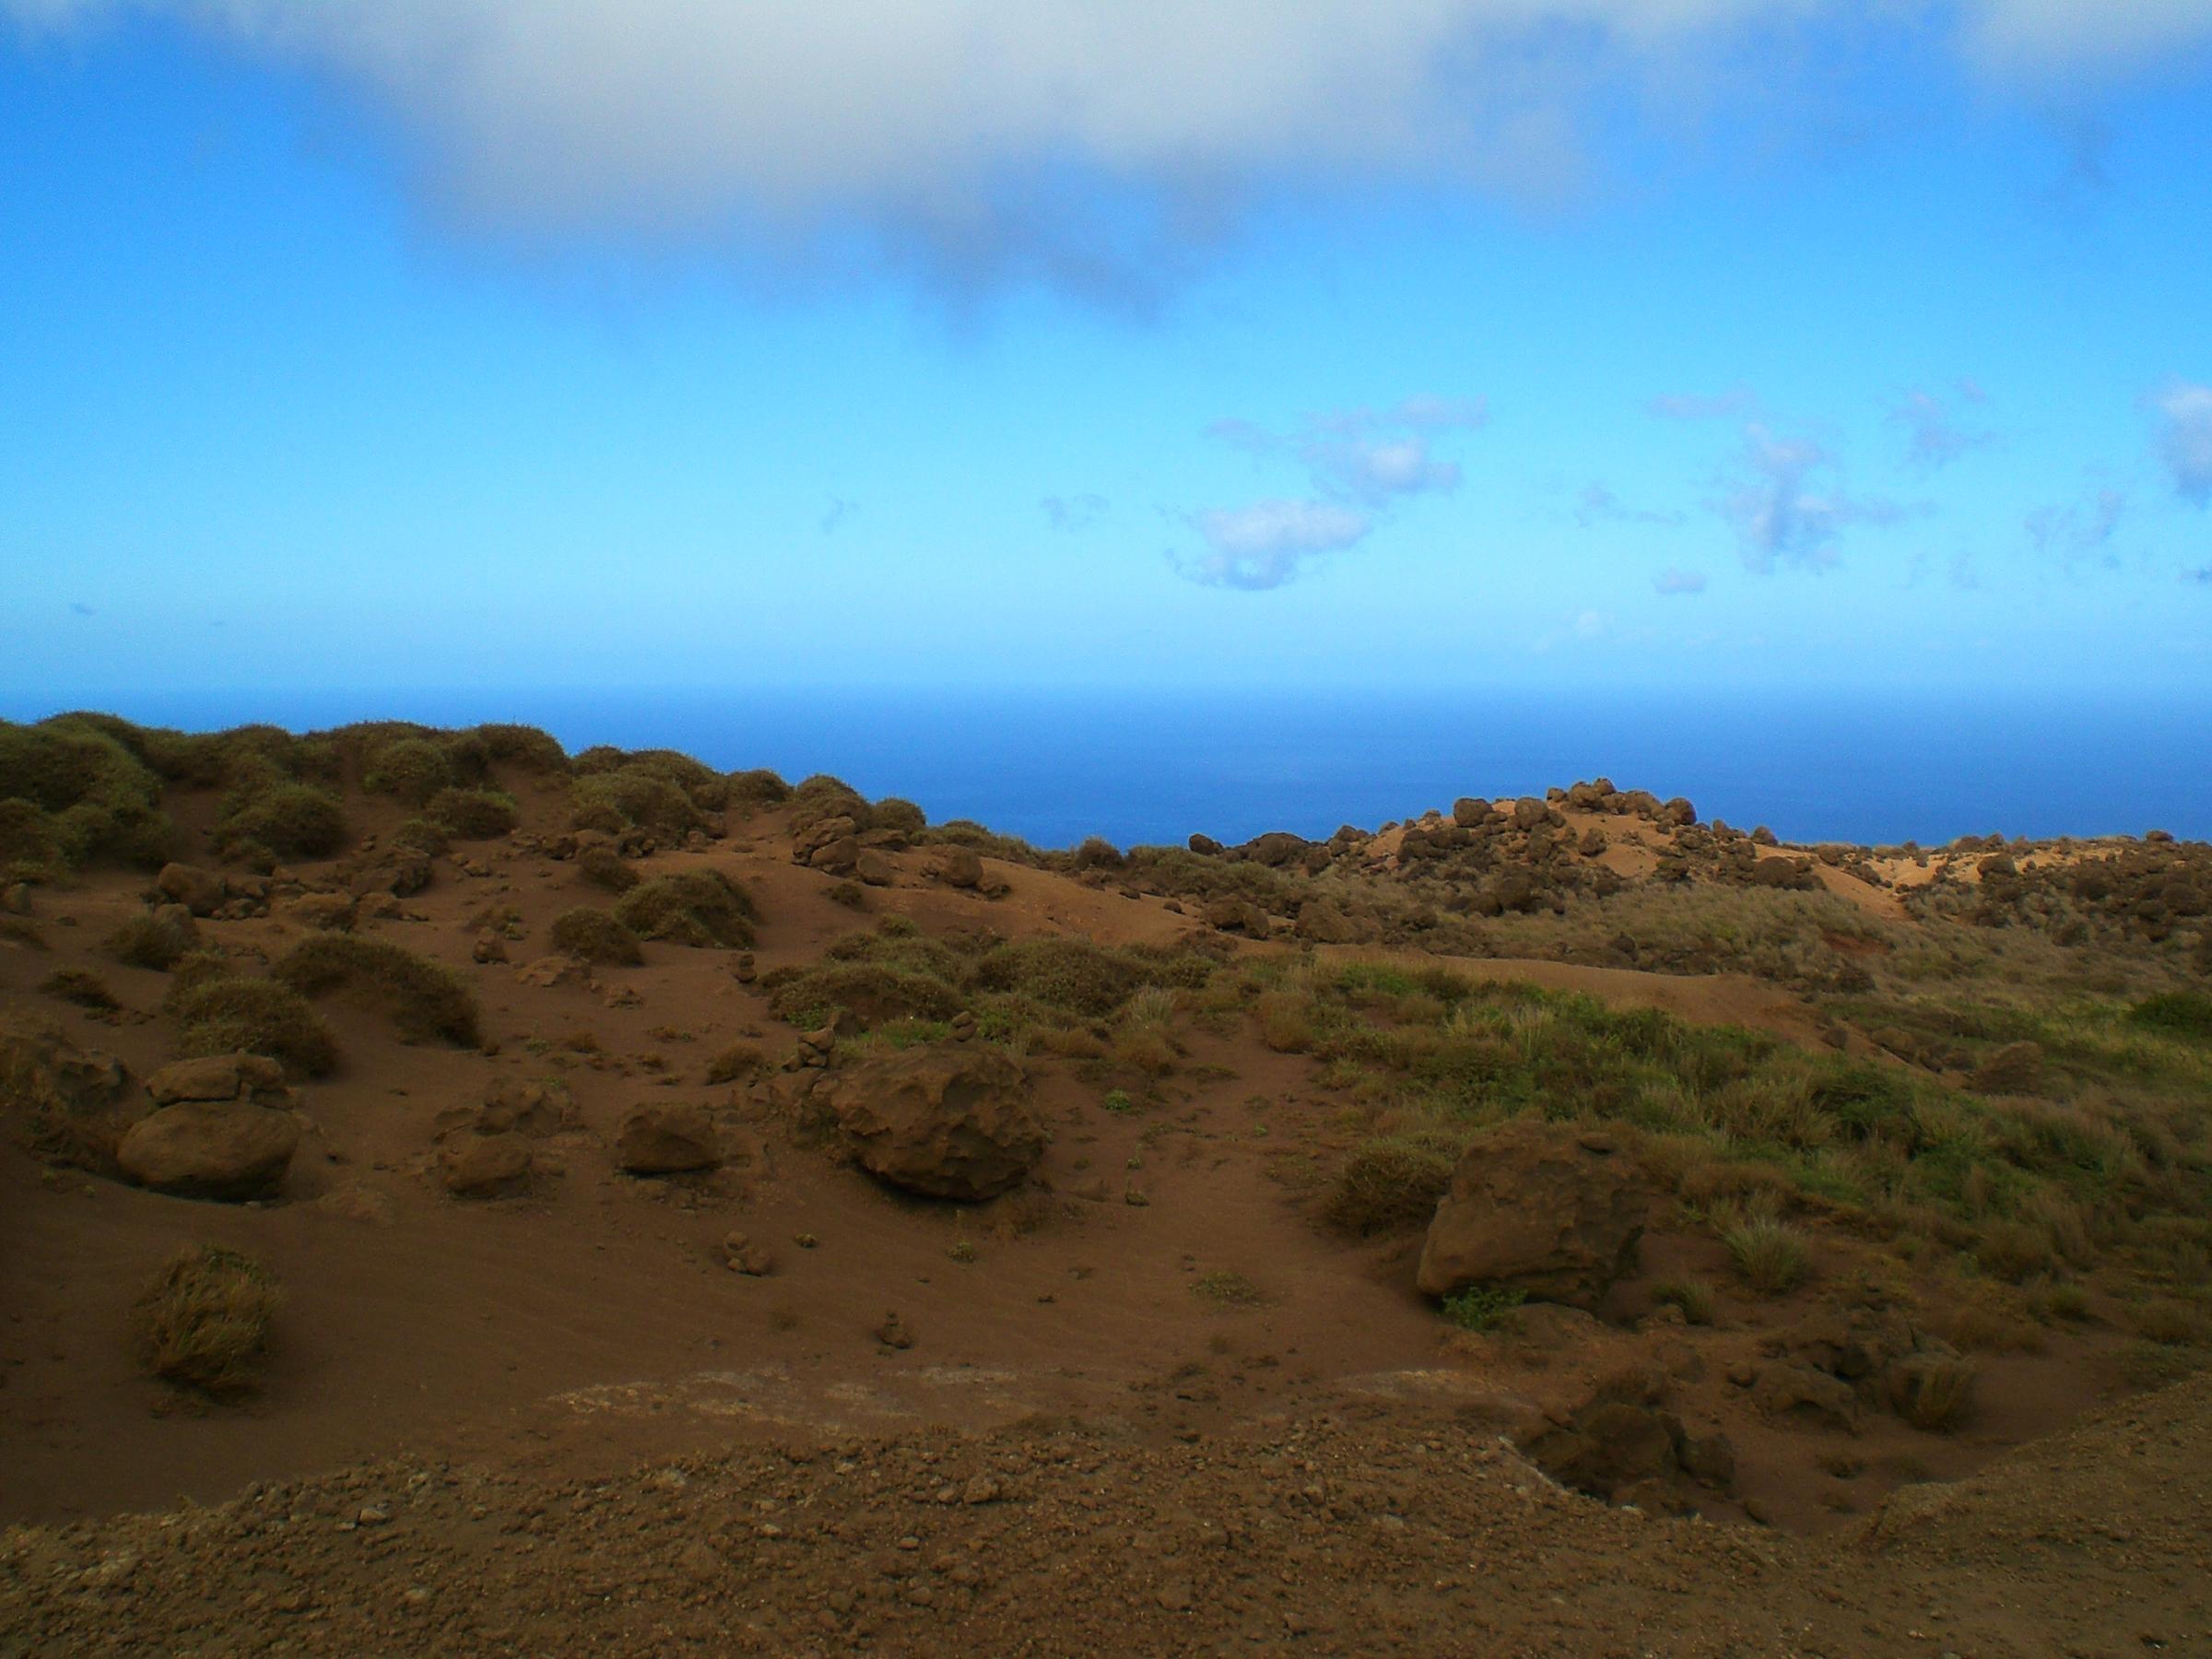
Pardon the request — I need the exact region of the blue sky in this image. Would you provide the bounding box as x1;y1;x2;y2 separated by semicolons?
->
2;3;2209;705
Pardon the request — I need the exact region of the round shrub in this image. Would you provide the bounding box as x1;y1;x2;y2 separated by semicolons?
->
171;976;339;1078
220;784;347;860
550;906;643;966
428;787;518;841
1324;1134;1464;1237
272;935;480;1048
361;737;454;806
577;844;639;893
614;869;757;948
133;1244;281;1397
103;909;198;971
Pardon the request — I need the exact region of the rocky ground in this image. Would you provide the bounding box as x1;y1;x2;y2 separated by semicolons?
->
3;715;2209;1653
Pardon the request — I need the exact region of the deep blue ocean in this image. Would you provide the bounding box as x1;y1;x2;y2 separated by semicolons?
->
7;687;2207;851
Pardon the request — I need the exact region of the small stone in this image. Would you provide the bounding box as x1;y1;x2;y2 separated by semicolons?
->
876;1312;914;1350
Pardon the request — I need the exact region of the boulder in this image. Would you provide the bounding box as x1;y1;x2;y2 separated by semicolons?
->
1240;831;1307;868
440;1131;533;1197
854;850;896;887
828;1047;1044;1201
1750;1360;1862;1433
146;1053;287;1106
515;955;589;989
1202;897;1270;937
807;835;861;877
936;848;984;889
1658;796;1698;829
792;815;859;864
616;1104;723;1174
1293;900;1359;945
1417;1123;1648;1310
117;1101;300;1201
0;1021;145;1172
156;862;228;918
1512;796;1549;831
1186;833;1223;856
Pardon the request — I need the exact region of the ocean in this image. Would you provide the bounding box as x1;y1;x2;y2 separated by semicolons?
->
6;687;2208;852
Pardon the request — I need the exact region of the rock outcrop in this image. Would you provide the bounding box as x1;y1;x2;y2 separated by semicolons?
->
1416;1123;1648;1310
829;1047;1044;1201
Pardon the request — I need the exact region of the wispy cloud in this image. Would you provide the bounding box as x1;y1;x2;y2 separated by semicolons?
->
2148;381;2212;506
1708;425;1915;574
2025;488;2125;566
1889;386;1990;469
1576;483;1684;529
2183;567;2212;587
1215;396;1486;506
1041;493;1109;532
1181;500;1371;591
818;497;855;535
1647;387;1759;422
68;601;94;617
1653;567;1706;595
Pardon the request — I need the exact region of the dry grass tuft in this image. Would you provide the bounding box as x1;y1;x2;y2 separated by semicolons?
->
549;907;643;966
132;1245;281;1397
273;935;479;1048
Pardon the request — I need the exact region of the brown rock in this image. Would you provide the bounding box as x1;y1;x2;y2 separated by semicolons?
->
936;848;984;889
1751;1361;1863;1432
721;1231;774;1276
515;955;589;989
1202;897;1270;937
155;862;227;918
828;1047;1044;1201
0;1020;145;1173
854;850;896;887
807;835;861;877
117;1100;300;1201
1512;796;1549;831
875;1311;915;1349
440;1131;533;1197
615;1104;723;1174
471;929;510;965
1452;797;1496;829
1293;900;1359;945
146;1053;287;1106
1417;1123;1648;1309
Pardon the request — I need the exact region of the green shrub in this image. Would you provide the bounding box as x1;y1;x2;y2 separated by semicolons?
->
218;783;347;860
571;769;703;840
472;723;570;771
273;935;480;1047
871;797;927;835
171;976;339;1077
705;1042;768;1084
428;787;518;840
390;817;451;856
0;716;175;870
726;769;791;808
577;844;638;893
614;869;757;948
360;736;453;806
1652;1280;1717;1324
103;909;197;971
2129;992;2212;1043
1192;1271;1267;1308
1888;1353;1978;1432
765;961;962;1027
132;1245;280;1397
967;936;1208;1018
827;879;867;908
1440;1284;1526;1332
550;906;643;965
1324;1133;1463;1237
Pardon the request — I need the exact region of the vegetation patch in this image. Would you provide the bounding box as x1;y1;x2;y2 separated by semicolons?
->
1324;1132;1464;1237
273;935;480;1048
0;715;177;873
132;1245;281;1398
102;909;197;971
429;787;518;840
171;975;339;1078
1440;1284;1526;1332
217;782;347;863
577;845;638;893
40;968;118;1012
549;906;643;966
614;869;757;948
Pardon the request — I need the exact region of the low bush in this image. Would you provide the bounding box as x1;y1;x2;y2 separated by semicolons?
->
428;787;518;840
614;869;757;948
2129;991;2212;1043
1324;1133;1464;1237
1888;1353;1978;1432
103;909;197;971
132;1245;281;1397
577;845;638;893
273;935;479;1047
472;723;570;771
726;769;791;808
571;768;703;840
765;961;963;1028
0;715;176;871
171;976;338;1077
1652;1280;1717;1324
360;736;454;806
218;782;347;861
390;817;451;856
1440;1284;1525;1332
40;969;118;1011
704;1042;768;1084
549;907;643;966
871;797;927;835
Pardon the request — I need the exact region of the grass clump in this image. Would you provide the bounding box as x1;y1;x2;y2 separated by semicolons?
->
1723;1215;1812;1295
1888;1353;1979;1432
1652;1280;1717;1325
549;906;643;966
1440;1284;1526;1332
171;976;338;1078
614;869;757;948
102;909;197;970
1192;1271;1268;1309
704;1042;767;1084
726;768;790;809
1324;1132;1464;1237
967;935;1211;1018
428;787;518;840
766;961;963;1028
390;817;451;857
132;1245;281;1398
2128;991;2212;1043
360;735;455;806
272;935;480;1048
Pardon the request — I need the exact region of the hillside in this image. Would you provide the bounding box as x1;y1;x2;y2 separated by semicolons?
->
2;712;2208;1653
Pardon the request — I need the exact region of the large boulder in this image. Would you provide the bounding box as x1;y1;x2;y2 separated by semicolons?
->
440;1130;533;1197
1;1019;146;1173
828;1047;1044;1201
117;1101;300;1201
616;1104;723;1174
1417;1123;1648;1310
935;848;984;889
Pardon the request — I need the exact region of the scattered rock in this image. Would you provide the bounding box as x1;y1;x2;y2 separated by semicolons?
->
936;849;984;889
1416;1124;1649;1310
515;955;589;989
440;1131;533;1197
721;1231;774;1276
155;863;227;918
471;929;510;965
1202;897;1270;937
1;1020;146;1173
145;1053;288;1107
875;1311;914;1350
828;1047;1045;1201
854;850;896;887
615;1105;723;1175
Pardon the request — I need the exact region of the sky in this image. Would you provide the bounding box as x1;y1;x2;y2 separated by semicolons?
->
2;2;2210;704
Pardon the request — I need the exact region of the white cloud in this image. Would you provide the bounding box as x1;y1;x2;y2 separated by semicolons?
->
2148;381;2212;506
1653;566;1707;594
1708;424;1913;573
1041;493;1109;532
10;3;2206;297
1577;483;1685;528
1183;500;1371;590
1647;387;1759;421
1218;397;1486;506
